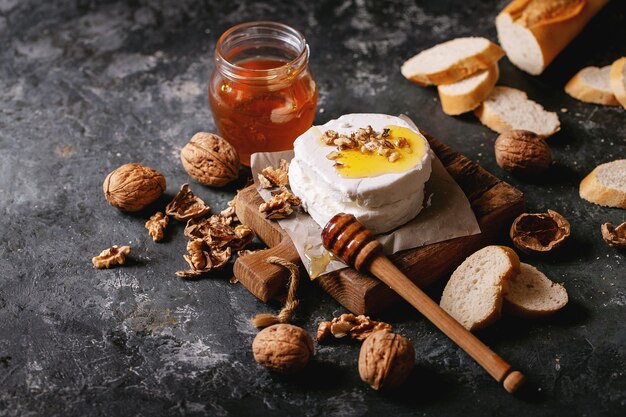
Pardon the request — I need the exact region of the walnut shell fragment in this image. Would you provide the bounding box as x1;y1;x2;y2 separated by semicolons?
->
92;245;131;269
358;330;415;390
601;222;626;248
316;314;393;343
145;212;168;242
495;130;552;176
165;183;210;221
252;324;314;374
510;210;571;254
184;215;254;252
103;163;166;212
181;132;240;187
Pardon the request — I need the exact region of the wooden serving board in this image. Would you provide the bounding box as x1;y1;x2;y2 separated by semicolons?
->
233;133;525;315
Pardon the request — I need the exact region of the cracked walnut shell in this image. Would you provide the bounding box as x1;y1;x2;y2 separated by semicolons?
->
181;132;240;187
165;183;211;221
601;222;626;248
103;163;166;212
495;130;551;175
252;324;314;374
510;210;571;254
358;330;414;390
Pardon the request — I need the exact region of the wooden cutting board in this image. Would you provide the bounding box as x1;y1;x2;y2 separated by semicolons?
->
233;133;525;315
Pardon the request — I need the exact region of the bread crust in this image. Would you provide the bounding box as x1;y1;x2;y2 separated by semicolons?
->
579;162;626;209
496;0;609;75
610;57;626;109
438;64;500;115
403;41;504;86
565;67;620;105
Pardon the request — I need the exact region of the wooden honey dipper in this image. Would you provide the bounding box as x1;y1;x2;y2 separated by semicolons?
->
322;213;525;394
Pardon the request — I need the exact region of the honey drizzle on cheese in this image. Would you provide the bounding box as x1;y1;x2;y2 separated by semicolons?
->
321;125;428;178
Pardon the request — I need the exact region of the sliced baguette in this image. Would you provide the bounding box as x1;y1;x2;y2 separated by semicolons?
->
440;246;520;331
610;57;626;109
475;86;560;138
565;65;619;105
438;64;500;115
579;159;626;209
496;0;610;75
503;263;568;318
401;37;504;86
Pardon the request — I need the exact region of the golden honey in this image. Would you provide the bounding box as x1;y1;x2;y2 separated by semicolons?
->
322;126;428;178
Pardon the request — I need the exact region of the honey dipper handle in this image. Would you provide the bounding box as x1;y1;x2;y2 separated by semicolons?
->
369;255;524;393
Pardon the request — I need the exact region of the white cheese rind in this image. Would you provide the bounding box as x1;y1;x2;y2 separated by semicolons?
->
289;113;433;234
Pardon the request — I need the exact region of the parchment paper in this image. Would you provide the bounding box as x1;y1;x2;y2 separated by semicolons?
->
250;117;481;277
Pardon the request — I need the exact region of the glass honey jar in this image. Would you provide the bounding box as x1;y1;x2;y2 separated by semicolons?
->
209;21;318;165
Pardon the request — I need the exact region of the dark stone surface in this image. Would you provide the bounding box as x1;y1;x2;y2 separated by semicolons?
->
0;0;625;416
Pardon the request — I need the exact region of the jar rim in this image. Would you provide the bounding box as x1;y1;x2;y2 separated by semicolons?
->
214;21;309;83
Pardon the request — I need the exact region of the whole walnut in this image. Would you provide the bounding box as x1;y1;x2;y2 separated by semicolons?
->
358;330;414;390
252;324;314;374
103;163;166;212
181;132;240;187
495;130;551;175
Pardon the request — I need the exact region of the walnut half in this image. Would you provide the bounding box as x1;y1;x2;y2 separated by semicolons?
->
601;222;626;248
510;210;571;254
92;245;131;269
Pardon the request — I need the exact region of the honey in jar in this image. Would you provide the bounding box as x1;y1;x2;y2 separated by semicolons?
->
209;22;318;165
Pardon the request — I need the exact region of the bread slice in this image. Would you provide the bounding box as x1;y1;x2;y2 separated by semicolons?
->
474;86;560;138
610;57;626;109
503;263;568;318
565;65;619;105
401;37;504;86
579;159;626;209
496;0;609;75
438;64;500;115
440;246;520;331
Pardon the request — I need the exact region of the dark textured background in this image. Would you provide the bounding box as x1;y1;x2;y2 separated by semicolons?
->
0;0;625;416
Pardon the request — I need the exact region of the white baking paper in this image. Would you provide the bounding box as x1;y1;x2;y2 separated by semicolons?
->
250;117;481;277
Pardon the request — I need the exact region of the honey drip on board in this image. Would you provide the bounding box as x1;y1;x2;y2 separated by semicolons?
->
304;245;333;279
324;125;427;178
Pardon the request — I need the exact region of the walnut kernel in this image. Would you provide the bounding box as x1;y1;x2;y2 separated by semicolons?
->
180;132;240;187
316;314;393;343
103;163;166;212
145;212;168;242
252;324;314;374
495;130;552;175
92;245;131;269
358;330;415;390
510;210;571;254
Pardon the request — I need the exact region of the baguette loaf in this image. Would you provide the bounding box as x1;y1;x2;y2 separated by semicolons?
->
401;37;504;86
438;64;500;115
610;57;626;109
475;86;560;138
440;246;520;331
565;65;620;105
496;0;609;75
579;159;626;209
503;263;568;318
